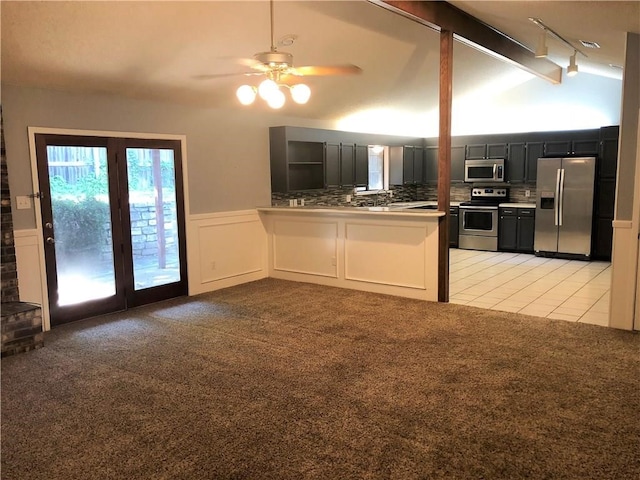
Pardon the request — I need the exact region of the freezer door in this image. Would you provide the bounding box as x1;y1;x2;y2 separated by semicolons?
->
557;157;596;256
534;157;562;253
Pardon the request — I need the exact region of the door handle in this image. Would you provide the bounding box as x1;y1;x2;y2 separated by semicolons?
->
554;169;561;226
45;222;53;229
558;168;565;226
46;237;55;245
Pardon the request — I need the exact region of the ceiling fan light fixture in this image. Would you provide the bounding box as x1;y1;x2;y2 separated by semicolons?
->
267;88;286;109
236;85;257;105
290;84;311;104
258;78;279;100
567;51;578;77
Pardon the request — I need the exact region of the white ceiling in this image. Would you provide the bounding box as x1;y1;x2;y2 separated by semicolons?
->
1;1;638;121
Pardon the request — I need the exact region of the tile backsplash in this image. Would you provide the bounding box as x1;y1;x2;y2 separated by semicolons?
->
271;182;535;207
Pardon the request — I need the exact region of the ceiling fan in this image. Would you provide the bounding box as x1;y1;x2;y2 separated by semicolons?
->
211;0;362;108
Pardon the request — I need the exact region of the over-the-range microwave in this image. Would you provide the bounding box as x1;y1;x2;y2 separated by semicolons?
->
464;158;505;183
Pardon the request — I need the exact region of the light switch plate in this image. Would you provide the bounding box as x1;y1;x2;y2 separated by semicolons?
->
16;196;31;209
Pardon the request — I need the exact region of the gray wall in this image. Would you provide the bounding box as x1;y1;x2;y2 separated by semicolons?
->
2;84;332;230
615;33;640;221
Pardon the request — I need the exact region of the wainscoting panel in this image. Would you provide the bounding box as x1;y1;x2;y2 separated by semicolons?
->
188;210;268;295
273;219;338;277
14;229;49;330
345;223;426;289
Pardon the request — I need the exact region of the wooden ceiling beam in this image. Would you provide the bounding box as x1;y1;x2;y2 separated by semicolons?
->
372;0;562;84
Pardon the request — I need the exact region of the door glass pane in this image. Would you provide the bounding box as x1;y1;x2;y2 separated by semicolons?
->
47;145;116;306
126;148;181;290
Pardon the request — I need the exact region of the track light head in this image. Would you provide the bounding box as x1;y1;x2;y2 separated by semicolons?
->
535;31;548;58
567;51;578;77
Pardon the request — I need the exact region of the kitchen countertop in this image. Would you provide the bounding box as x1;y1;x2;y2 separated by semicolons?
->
257;206;445;218
499;203;536;208
388;201;462;207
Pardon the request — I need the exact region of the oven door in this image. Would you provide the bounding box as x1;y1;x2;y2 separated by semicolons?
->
460;206;498;237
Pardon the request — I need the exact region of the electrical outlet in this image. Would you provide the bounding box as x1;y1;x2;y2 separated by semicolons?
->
345;194;352;203
300;199;305;206
525;190;531;197
289;199;295;207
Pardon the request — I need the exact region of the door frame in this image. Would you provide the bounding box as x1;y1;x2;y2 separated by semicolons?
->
28;127;191;331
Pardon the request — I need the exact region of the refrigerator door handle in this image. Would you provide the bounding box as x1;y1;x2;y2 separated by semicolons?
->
558;168;566;226
554;168;561;226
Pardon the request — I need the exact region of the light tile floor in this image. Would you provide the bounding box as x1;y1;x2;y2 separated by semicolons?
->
449;248;611;327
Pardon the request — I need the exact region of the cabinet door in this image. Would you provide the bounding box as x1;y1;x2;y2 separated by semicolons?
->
389;146;404;186
424;146;438;183
544;140;571;156
466;144;487;159
572;139;599;155
599;137;619;179
325;143;340;188
507;143;526;183
413;146;424;184
498;210;518;250
354;144;368;187
403;146;415;185
450;209;459;247
517;212;535;252
592;217;613;260
525;142;544;183
340;143;355;187
487;143;508;159
451;146;465;183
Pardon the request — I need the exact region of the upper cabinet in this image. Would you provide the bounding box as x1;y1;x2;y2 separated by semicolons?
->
390;145;424;185
465;143;507;160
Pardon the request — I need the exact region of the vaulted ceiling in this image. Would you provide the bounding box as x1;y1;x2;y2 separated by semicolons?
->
2;1;638;122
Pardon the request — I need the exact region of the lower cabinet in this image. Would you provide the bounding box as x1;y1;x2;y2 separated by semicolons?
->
498;207;535;253
450;206;459;248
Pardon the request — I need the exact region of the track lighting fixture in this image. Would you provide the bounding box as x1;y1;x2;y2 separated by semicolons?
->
535;31;548;58
567;51;578;77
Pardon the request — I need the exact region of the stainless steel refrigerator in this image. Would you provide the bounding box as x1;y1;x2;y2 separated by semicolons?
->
534;156;596;259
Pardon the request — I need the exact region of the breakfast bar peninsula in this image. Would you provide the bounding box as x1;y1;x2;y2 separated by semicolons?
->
258;206;444;301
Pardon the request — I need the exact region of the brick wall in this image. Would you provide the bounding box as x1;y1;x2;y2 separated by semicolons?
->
1;107;20;303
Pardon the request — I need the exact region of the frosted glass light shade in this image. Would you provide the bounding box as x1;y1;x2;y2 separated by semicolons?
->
258;79;279;100
290;84;311;104
267;88;286;109
236;85;257;105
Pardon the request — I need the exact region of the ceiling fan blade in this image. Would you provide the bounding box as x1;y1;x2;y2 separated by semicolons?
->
238;57;270;72
289;64;362;76
192;72;261;80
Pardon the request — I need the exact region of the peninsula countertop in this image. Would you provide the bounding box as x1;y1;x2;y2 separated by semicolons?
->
257;205;446;218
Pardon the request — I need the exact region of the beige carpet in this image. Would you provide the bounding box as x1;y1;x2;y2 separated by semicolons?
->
2;278;639;479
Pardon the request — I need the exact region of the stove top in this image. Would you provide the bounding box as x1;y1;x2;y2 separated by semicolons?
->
461;186;509;207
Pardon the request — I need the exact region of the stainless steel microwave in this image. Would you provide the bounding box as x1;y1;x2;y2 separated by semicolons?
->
464;158;505;183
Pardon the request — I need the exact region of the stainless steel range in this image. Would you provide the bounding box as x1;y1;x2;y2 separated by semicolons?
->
459;187;508;251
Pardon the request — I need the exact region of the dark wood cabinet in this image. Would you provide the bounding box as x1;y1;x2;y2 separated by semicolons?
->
466;144;486;159
451;146;465;182
507;142;526;183
526;142;544;183
325;143;341;188
354;144;368;187
340;143;355;187
499;207;535;253
286;141;325;191
390;145;423;185
544;140;572;156
424;146;438;183
487;143;508;159
450;206;459;248
573;139;600;155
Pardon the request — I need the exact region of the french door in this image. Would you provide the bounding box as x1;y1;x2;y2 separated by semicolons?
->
35;134;187;326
